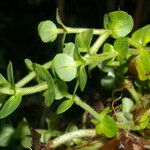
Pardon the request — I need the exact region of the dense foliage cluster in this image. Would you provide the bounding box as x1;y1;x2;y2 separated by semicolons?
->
0;10;150;149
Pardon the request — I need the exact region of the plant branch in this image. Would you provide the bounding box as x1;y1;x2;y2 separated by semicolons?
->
84;51;118;65
57;27;106;35
89;30;111;54
73;95;100;120
128;38;142;49
15;61;52;88
49;129;96;148
17;83;48;95
124;79;141;104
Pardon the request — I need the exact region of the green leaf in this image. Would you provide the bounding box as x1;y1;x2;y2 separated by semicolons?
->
79;66;87;91
15;118;30;139
54;79;68;100
35;65;55;107
43;90;54;107
53;53;77;81
21;136;32;148
57;99;73;114
76;29;93;53
104;11;133;39
122;97;134;113
0;124;15;147
0;94;7;104
56;9;66;29
38;20;57;43
74;38;83;61
7;61;14;87
0;74;9;86
24;59;33;71
96;115;117;138
0;94;22;119
63;42;75;57
138;110;150;129
131;25;150;46
129;49;150;81
103;43;114;53
101;75;115;89
114;37;128;62
98;107;110;120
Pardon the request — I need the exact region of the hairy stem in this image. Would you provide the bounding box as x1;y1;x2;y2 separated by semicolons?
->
73;95;100;120
50;129;96;148
128;38;142;49
57;27;106;35
89;30;111;54
84;51;118;65
15;61;52;88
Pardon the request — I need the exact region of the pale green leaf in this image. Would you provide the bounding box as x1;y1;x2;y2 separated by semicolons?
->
24;59;33;71
38;20;57;43
122;97;134;113
63;42;75;57
104;11;133;39
131;25;150;46
53;53;77;81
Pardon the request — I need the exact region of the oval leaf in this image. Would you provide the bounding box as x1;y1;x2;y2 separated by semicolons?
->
63;42;75;57
53;53;77;81
104;11;133;39
0;94;22;119
122;97;134;113
43;90;54;107
79;66;87;91
114;37;128;63
57;99;73;114
35;65;55;107
38;20;57;43
131;25;150;46
7;61;14;87
76;29;93;53
24;59;33;71
54;79;68;100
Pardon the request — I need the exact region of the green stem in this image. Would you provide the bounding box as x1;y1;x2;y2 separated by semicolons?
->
89;30;111;54
73;95;100;120
17;83;48;95
15;61;52;88
0;83;48;95
128;38;142;49
50;129;96;148
124;79;141;104
0;87;14;95
57;27;106;35
84;51;118;65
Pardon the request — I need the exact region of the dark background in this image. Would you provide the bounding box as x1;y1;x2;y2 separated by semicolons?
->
0;0;150;75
